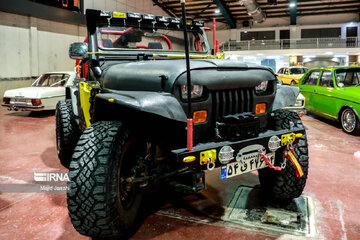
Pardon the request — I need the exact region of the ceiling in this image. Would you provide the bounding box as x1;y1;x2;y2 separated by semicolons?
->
152;0;360;28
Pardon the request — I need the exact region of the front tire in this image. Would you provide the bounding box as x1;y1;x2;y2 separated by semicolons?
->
340;108;360;135
55;99;81;168
67;121;142;239
258;110;309;203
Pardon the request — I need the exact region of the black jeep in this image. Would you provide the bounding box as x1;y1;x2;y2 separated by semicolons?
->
55;9;309;239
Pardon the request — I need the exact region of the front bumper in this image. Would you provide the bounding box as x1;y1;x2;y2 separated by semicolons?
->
172;126;306;169
2;103;44;111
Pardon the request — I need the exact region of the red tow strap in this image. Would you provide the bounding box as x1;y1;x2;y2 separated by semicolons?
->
260;152;282;171
284;146;304;178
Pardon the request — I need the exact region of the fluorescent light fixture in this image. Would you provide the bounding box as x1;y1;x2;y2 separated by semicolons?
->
289;3;296;8
335;55;347;58
304;58;311;62
244;31;248;33
331;57;339;62
215;9;220;13
303;55;316;58
257;53;264;56
244;56;256;60
266;56;281;59
325;52;333;55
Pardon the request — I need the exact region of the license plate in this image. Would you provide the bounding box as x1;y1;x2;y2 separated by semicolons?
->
221;152;275;180
15;98;26;103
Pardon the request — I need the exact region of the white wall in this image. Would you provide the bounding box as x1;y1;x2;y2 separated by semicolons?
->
0;0;168;79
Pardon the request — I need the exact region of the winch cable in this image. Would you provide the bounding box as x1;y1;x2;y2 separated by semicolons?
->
181;0;193;151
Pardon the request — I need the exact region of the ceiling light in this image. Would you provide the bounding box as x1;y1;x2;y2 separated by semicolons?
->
303;55;316;58
335;55;347;58
325;52;333;55
257;53;264;56
289;3;296;8
215;9;220;13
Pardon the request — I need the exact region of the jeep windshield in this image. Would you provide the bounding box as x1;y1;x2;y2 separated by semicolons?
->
98;27;208;53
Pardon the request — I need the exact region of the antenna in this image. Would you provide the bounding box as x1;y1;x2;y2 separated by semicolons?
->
181;0;193;151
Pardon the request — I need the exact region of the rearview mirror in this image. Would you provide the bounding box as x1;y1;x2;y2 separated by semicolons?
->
69;42;88;60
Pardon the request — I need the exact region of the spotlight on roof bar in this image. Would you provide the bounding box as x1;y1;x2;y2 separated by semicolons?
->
215;9;220;13
289;3;296;8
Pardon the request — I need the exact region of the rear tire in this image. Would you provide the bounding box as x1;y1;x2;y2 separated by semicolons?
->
258;110;309;203
55;99;81;168
340;108;360;135
67;121;142;239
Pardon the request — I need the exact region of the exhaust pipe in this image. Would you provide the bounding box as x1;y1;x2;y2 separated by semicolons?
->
241;0;266;23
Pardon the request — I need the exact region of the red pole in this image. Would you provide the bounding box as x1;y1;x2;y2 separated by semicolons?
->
213;18;217;55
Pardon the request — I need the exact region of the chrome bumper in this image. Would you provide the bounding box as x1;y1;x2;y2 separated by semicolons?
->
2;103;44;111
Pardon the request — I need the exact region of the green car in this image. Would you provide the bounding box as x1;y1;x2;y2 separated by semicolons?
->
299;66;360;135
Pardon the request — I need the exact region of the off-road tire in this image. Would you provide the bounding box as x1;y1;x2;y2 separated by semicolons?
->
67;121;142;239
56;99;81;168
258;109;309;203
340;108;360;135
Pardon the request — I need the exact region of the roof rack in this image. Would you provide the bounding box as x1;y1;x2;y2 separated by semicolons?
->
87;9;204;30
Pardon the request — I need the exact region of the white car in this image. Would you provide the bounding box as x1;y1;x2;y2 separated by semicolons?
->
2;72;75;111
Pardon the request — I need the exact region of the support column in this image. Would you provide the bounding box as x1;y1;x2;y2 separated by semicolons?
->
29;17;39;77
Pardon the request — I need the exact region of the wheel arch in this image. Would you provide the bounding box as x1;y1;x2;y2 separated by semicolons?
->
337;104;360;121
92;92;187;144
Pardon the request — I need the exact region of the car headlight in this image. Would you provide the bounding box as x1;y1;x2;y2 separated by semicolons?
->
255;81;268;94
181;85;203;99
294;99;304;107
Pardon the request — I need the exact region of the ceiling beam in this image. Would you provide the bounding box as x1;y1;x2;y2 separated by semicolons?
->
213;0;236;28
152;0;177;17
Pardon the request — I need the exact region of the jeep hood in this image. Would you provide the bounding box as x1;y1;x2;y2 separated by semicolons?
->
101;59;276;92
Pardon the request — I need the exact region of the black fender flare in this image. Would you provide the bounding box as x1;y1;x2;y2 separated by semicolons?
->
94;90;187;122
272;85;300;110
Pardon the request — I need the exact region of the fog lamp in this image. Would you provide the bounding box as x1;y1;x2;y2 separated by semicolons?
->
268;135;281;152
218;146;234;164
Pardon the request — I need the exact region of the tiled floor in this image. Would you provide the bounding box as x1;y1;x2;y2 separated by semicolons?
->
0;107;359;240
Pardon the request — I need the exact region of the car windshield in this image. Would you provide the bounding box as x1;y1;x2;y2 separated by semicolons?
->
33;74;70;87
98;27;208;53
335;68;360;87
290;68;307;74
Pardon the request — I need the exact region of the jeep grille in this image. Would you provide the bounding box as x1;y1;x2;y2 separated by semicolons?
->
211;88;254;120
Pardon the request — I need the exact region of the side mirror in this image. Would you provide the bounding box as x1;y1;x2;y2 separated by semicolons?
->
69;42;88;60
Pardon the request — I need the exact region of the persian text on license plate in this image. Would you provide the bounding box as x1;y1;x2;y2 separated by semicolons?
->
15;98;26;103
220;152;275;180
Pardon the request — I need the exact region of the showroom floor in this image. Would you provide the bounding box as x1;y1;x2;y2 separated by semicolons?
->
0;107;359;240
